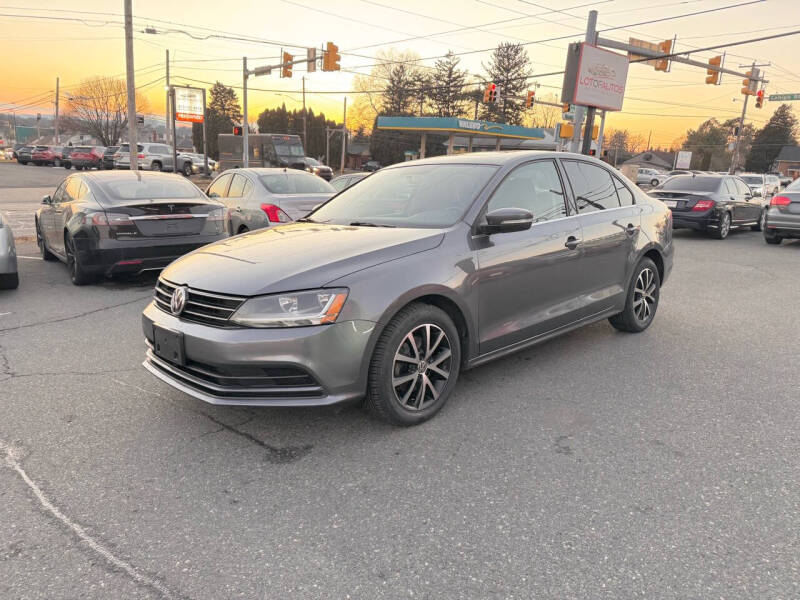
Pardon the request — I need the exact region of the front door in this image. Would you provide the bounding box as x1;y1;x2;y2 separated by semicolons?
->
561;159;642;318
475;159;585;355
732;177;761;223
42;181;65;248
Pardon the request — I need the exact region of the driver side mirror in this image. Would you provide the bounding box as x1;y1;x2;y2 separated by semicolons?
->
477;208;534;235
41;194;52;204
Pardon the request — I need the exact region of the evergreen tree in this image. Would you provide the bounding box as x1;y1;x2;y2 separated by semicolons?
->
429;51;468;118
382;63;415;116
480;43;533;125
192;82;241;160
745;104;798;172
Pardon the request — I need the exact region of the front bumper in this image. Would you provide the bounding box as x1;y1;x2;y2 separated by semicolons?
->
141;301;376;406
73;234;227;276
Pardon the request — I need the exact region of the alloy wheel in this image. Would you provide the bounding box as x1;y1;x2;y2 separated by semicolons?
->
392;323;452;411
66;236;77;277
633;267;657;323
720;213;731;238
760;209;767;231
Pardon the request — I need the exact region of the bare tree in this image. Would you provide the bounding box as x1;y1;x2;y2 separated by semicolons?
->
65;77;148;146
525;92;561;129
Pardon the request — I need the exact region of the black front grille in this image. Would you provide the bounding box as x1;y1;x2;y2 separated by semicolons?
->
154;278;246;327
145;342;324;399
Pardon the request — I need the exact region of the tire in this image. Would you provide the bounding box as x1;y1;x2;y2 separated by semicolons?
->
365;303;461;426
65;233;94;285
183;162;193;177
710;212;731;239
151;161;162;172
36;219;57;261
651;178;659;187
0;272;19;290
764;229;783;245
752;208;766;231
64;163;71;170
609;257;660;333
237;225;249;234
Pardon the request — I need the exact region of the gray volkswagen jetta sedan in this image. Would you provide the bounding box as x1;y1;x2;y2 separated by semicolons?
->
143;151;674;425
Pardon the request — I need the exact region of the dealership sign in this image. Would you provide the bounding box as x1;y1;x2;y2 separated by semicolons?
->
173;86;204;123
562;43;629;112
675;150;692;169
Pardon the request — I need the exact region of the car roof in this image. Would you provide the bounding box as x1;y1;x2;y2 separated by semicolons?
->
232;168;318;176
80;170;195;183
381;150;601;170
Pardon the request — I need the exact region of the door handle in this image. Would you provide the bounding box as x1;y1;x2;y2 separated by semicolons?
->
565;236;581;250
625;223;637;236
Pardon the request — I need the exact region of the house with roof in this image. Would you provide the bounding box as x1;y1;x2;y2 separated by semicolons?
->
622;150;675;171
773;145;800;179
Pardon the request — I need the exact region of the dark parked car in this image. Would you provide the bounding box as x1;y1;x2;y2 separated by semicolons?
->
59;146;73;169
16;146;34;164
69;146;105;170
103;146;118;170
363;160;381;172
763;177;800;244
330;172;369;192
302;157;333;181
649;174;761;239
142;151;673;425
35;171;229;285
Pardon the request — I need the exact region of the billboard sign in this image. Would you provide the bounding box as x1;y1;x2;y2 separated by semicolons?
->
174;86;204;123
675;150;692;169
572;44;629;111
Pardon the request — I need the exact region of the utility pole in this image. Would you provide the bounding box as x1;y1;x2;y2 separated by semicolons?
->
302;76;307;148
124;0;138;172
730;61;769;174
571;10;597;153
242;56;249;168
165;49;170;145
340;97;347;175
54;77;59;144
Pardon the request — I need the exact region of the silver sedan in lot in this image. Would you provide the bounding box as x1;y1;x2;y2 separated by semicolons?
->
763;177;800;244
142;151;673;425
205;168;335;234
0;212;19;289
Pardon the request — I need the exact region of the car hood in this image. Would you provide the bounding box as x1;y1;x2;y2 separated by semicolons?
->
160;222;445;296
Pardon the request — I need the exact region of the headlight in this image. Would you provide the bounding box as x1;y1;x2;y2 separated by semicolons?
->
231;288;348;328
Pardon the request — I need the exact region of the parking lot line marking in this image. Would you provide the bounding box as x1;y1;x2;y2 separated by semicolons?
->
17;255;42;260
0;312;10;317
0;439;179;599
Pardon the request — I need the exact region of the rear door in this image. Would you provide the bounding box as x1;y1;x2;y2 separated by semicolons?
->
561;159;642;318
227;173;263;230
476;159;585;354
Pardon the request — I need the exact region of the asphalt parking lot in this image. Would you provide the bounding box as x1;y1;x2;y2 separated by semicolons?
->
2;163;800;599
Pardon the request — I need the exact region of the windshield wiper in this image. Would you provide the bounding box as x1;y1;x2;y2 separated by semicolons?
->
349;221;396;228
296;217;316;223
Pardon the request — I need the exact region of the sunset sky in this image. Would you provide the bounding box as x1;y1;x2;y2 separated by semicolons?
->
2;0;799;148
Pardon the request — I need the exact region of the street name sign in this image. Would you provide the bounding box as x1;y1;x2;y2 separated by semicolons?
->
768;93;800;102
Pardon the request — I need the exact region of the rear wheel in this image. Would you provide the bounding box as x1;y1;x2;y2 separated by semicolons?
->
36;219;56;261
182;162;193;177
609;257;660;333
764;229;783;245
151;161;162;172
651;178;660;187
711;212;731;239
237;225;249;234
366;303;461;426
0;272;18;290
65;233;94;285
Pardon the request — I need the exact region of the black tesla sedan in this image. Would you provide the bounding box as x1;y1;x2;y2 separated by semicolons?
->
35;171;229;285
648;174;762;239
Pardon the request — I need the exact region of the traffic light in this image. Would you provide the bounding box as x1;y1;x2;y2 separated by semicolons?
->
588;149;596;156
741;69;759;96
525;90;535;108
558;123;574;139
755;89;764;108
705;55;722;85
233;125;243;136
654;39;672;72
483;83;497;103
323;42;340;71
281;52;293;78
562;103;570;113
741;70;752;95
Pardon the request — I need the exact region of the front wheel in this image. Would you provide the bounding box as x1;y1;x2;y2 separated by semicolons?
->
710;212;731;239
609;257;660;333
752;208;766;231
366;303;461;426
0;272;18;290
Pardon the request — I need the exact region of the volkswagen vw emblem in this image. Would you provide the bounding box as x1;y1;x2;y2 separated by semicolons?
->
170;286;188;316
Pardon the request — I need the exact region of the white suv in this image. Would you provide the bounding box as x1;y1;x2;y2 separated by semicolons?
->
114;143;175;171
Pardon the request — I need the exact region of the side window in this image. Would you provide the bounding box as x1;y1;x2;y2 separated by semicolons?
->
52;181;67;204
207;174;232;198
64;178;82;202
734;179;751;196
612;175;635;206
486;160;568;223
563;161;620;213
722;179;735;195
227;174;248;198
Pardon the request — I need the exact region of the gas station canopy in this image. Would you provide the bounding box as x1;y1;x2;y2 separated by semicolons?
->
376;116;546;157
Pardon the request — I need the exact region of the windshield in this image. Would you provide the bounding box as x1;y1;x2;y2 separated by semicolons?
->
310;163;498;228
118;144;144;153
305;157;320;166
259;173;334;194
273;140;304;157
740;176;762;185
97;177;204;202
659;176;721;192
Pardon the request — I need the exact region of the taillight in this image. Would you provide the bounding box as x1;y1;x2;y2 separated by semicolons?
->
260;203;292;223
206;207;226;221
91;212;134;228
137;153;145;159
770;195;791;206
692;199;715;212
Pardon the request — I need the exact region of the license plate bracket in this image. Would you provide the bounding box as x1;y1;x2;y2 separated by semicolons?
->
153;325;185;366
663;200;677;208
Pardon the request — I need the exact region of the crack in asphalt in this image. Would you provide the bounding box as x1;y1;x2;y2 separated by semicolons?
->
0;295;153;333
111;378;313;464
0;439;190;600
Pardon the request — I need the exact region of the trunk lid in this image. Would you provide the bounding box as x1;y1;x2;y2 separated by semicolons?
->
98;199;224;238
273;193;333;220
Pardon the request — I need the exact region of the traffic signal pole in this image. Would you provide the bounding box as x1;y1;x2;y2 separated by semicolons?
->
242;56;248;168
